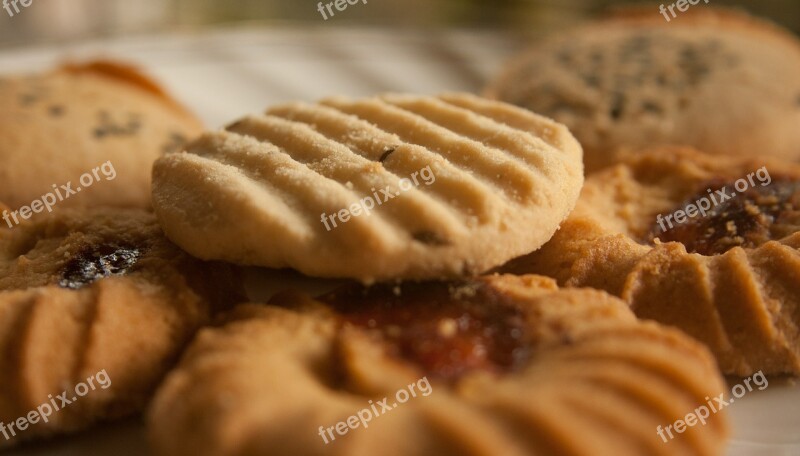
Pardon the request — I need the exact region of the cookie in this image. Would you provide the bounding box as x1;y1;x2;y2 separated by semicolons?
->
0;60;203;212
151;93;583;282
0;208;242;446
148;274;728;456
503;147;800;376
486;7;800;173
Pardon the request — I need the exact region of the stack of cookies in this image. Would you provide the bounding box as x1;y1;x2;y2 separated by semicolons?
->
492;7;800;379
3;5;799;456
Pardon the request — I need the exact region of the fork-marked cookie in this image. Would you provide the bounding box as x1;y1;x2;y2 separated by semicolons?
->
152;93;583;282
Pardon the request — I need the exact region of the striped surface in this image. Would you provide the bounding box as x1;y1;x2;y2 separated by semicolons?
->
0;209;226;449
153;92;582;281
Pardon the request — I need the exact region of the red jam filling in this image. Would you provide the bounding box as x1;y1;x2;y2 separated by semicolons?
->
319;280;528;382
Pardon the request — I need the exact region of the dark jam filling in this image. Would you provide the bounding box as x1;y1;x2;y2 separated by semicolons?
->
59;243;143;289
648;179;800;256
319;280;528;382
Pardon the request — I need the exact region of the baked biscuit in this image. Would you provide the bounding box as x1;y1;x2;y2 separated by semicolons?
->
148;274;728;456
504;148;800;376
0;208;242;446
486;8;800;173
152;93;583;282
0;60;203;211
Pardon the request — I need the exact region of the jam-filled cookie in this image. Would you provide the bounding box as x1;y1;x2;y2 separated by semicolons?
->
0;208;242;446
148;274;728;456
486;7;800;173
151;93;584;283
0;60;203;212
504;148;800;376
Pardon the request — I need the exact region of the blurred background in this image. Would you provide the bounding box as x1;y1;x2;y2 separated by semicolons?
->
1;0;798;128
1;0;799;48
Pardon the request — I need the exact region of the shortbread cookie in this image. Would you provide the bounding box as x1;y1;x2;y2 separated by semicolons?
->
0;208;242;446
0;60;203;211
152;93;583;282
504;148;800;376
148;274;728;456
486;8;800;173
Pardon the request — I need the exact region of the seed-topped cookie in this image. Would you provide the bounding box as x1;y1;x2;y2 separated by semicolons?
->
152;93;583;282
0;60;203;212
486;7;800;173
148;275;729;456
0;208;242;446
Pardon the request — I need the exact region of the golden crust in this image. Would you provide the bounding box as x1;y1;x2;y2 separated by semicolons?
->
57;59;201;122
504;147;800;375
148;274;728;456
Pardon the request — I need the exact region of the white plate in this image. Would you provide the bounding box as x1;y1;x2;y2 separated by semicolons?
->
2;27;798;456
